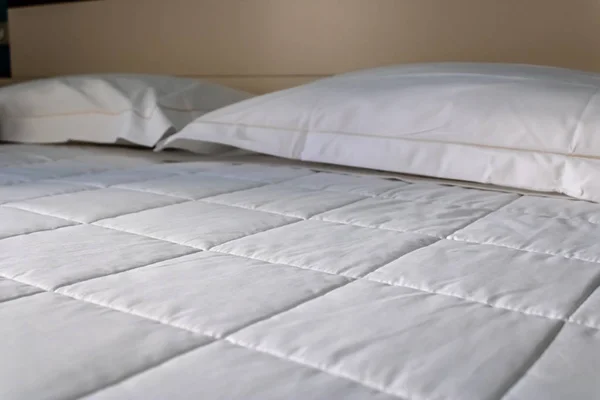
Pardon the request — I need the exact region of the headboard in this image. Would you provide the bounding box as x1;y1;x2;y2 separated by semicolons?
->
7;0;600;93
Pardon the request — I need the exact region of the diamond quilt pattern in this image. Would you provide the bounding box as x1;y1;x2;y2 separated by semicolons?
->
2;144;600;400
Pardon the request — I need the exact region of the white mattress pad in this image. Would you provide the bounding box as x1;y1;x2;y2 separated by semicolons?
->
2;144;600;400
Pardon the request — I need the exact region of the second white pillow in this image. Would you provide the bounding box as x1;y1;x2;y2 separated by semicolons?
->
0;74;252;147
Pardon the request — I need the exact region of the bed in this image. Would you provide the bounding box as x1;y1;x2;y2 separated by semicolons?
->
4;2;600;400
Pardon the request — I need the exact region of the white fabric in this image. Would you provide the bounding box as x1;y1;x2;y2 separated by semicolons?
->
0;75;252;147
3;144;600;400
161;62;600;203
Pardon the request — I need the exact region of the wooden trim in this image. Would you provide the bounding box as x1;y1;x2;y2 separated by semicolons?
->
8;0;99;8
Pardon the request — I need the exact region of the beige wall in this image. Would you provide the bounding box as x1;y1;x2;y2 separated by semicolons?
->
8;0;600;93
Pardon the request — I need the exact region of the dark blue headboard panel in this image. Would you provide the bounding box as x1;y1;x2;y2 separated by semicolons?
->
0;0;9;77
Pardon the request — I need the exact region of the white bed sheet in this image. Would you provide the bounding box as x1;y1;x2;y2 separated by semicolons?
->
1;144;600;400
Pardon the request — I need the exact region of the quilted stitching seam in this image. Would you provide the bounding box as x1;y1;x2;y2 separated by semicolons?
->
1;198;188;225
111;180;268;200
0;184;98;205
74;342;217;400
225;337;410;400
201;195;370;220
449;235;600;266
311;216;444;239
278;176;519;211
501;206;600;228
0;290;44;305
67;172;186;189
0;243;201;292
0;223;78;242
191;168;316;184
0;167;115;188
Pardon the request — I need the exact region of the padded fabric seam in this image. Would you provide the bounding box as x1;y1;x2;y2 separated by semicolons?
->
0;166;122;187
0;224;77;241
0;290;44;305
449;236;600;266
226;337;411;400
501;206;600;228
112;181;268;200
201;196;370;221
71;342;217;400
0;248;201;292
0;184;98;205
52;250;203;291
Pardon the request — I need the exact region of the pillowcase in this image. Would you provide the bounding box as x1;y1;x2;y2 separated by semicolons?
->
0;74;252;147
160;62;600;202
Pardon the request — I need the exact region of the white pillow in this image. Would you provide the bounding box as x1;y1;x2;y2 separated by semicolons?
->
160;62;600;202
0;74;252;147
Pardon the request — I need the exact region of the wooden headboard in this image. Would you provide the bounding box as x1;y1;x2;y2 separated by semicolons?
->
6;0;600;93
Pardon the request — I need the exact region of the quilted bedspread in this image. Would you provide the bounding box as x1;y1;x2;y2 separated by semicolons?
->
2;144;600;400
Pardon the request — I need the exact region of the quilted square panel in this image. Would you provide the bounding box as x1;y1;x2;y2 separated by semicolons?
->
0;151;53;167
116;173;266;200
280;172;409;197
198;163;315;183
0;206;76;239
569;286;600;329
0;181;90;204
212;220;436;277
0;277;41;303
380;181;519;209
202;184;366;218
61;251;349;337
0;172;30;186
60;167;180;187
5;188;185;223
230;280;559;400
0;293;207;400
368;239;600;320
314;197;490;237
505;324;600;400
0;144;96;163
87;341;397;400
451;208;600;264
0;225;197;290
0;159;112;181
503;195;600;222
96;201;299;249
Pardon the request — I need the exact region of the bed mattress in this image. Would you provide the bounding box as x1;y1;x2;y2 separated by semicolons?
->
2;144;600;400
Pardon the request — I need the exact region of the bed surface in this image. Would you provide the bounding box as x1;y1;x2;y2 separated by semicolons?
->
2;144;600;400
